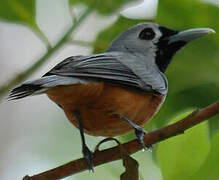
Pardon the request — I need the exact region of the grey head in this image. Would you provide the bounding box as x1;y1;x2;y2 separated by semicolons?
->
107;22;215;73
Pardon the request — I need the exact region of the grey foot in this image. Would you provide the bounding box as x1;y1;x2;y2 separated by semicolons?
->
82;145;94;172
135;127;152;152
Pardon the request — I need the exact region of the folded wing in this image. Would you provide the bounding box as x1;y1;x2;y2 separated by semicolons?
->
9;52;167;100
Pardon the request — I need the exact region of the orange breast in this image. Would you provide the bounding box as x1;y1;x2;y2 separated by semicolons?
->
46;82;165;137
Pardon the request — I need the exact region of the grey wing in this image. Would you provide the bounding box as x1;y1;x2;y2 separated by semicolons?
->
9;52;167;100
115;52;168;94
44;52;167;94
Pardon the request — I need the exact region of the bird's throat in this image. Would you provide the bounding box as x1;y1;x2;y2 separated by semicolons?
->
155;41;187;73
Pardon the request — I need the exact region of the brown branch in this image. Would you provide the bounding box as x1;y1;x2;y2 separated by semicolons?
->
23;101;219;180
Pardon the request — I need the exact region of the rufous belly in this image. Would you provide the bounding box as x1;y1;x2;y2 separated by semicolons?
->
46;82;165;137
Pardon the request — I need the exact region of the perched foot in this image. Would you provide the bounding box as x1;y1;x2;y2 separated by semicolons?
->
82;145;94;172
74;110;94;172
121;116;152;151
135;127;152;152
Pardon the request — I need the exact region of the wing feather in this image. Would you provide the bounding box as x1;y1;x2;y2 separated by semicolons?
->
44;52;167;94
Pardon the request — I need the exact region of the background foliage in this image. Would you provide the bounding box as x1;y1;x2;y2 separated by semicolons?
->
0;0;218;179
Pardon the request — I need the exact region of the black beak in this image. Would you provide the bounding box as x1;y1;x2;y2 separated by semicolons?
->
167;28;215;44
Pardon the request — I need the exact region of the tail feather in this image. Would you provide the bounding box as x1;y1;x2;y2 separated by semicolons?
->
8;75;87;100
8;84;43;100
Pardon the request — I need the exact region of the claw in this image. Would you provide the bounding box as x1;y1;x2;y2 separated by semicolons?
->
135;128;146;151
135;128;152;152
82;145;94;172
121;116;153;152
146;145;153;152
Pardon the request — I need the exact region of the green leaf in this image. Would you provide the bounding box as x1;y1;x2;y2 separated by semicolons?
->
0;0;36;27
157;115;210;180
190;133;219;180
157;0;219;29
93;16;147;53
149;84;219;137
69;0;138;15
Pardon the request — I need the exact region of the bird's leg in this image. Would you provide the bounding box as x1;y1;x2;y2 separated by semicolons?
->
121;116;152;151
74;110;94;172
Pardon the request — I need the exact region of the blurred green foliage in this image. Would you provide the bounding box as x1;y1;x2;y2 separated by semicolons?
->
0;0;36;27
1;0;219;179
157;113;210;180
191;133;219;180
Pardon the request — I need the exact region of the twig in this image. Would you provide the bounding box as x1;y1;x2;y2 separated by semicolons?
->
23;101;219;180
32;24;52;49
0;7;93;101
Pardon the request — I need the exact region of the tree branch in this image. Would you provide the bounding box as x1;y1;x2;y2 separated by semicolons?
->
23;101;219;180
0;7;93;101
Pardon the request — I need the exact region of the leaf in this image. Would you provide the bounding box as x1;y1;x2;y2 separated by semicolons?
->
189;133;219;180
157;115;210;180
157;0;219;29
148;84;219;137
93;16;147;53
0;0;36;27
69;0;138;15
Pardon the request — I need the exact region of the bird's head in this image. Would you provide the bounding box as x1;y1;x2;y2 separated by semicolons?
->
107;22;215;73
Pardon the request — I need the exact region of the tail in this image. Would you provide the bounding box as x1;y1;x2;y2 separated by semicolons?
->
8;75;84;100
8;80;48;100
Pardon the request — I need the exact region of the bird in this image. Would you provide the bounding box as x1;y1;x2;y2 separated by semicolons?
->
8;22;215;171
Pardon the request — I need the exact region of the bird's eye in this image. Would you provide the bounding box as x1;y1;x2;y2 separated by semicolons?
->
139;28;155;40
